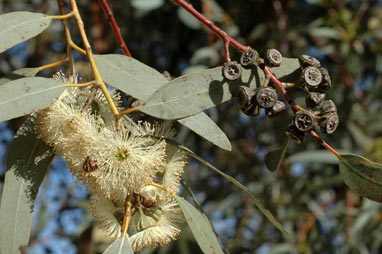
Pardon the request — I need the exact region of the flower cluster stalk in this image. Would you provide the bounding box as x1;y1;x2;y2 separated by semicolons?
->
69;0;120;118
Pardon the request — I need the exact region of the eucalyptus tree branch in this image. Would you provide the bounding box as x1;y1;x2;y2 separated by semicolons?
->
98;0;132;57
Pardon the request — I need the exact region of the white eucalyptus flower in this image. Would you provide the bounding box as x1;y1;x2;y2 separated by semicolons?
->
129;197;183;252
90;195;124;239
88;126;166;203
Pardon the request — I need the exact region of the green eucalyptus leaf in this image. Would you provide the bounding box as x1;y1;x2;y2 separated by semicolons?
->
174;195;223;254
94;54;167;101
139;66;264;119
286;150;341;164
179;113;231;151
265;137;290;172
0;68;39;86
0;12;52;53
177;144;295;242
309;27;340;39
0;116;54;253
131;0;164;11
339;153;382;202
269;58;301;80
103;235;134;254
139;58;299;120
177;7;202;30
347;122;373;150
0;77;65;122
95;54;231;150
190;47;219;66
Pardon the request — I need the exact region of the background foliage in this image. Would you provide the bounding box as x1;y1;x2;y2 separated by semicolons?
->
0;0;381;253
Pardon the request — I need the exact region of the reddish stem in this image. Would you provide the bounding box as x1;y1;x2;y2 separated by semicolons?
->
310;130;340;158
264;66;303;112
173;0;249;60
98;0;132;57
174;0;340;157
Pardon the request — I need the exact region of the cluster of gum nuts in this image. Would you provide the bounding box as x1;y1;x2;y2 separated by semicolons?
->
221;48;339;144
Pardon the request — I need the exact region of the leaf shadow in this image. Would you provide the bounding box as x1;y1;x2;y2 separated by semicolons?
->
0;69;38;86
208;67;262;106
8;116;54;211
208;79;225;106
278;68;300;83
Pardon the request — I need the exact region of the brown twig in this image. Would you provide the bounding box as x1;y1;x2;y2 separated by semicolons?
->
173;0;249;61
98;0;132;57
69;0;119;117
37;59;66;71
298;195;338;243
121;195;132;236
57;0;76;78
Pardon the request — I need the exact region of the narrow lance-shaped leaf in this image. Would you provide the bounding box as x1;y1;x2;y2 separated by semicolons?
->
94;54;167;101
103;235;134;254
0;116;55;253
95;54;231;150
339;153;382;202
286;150;342;165
174;195;224;254
0;77;66;122
172;142;294;242
139;58;299;120
265;137;290;172
347;122;373;150
139;65;264;119
0;12;52;53
0;68;39;86
179;113;231;151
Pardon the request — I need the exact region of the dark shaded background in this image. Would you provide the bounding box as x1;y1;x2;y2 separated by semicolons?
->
0;0;381;253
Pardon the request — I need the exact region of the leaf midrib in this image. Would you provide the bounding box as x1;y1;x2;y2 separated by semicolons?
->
0;82;64;108
0;14;50;39
340;157;382;186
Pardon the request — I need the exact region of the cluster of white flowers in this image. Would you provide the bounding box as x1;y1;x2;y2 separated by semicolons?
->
37;72;186;251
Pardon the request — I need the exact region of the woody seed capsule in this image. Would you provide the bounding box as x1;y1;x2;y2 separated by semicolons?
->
240;48;260;68
320;100;337;114
319;67;332;90
301;66;322;88
255;87;278;108
306;92;326;109
265;49;282;67
319;112;339;134
223;61;242;81
265;100;286;118
298;54;321;68
285;124;306;144
235;86;259;116
293;110;316;132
